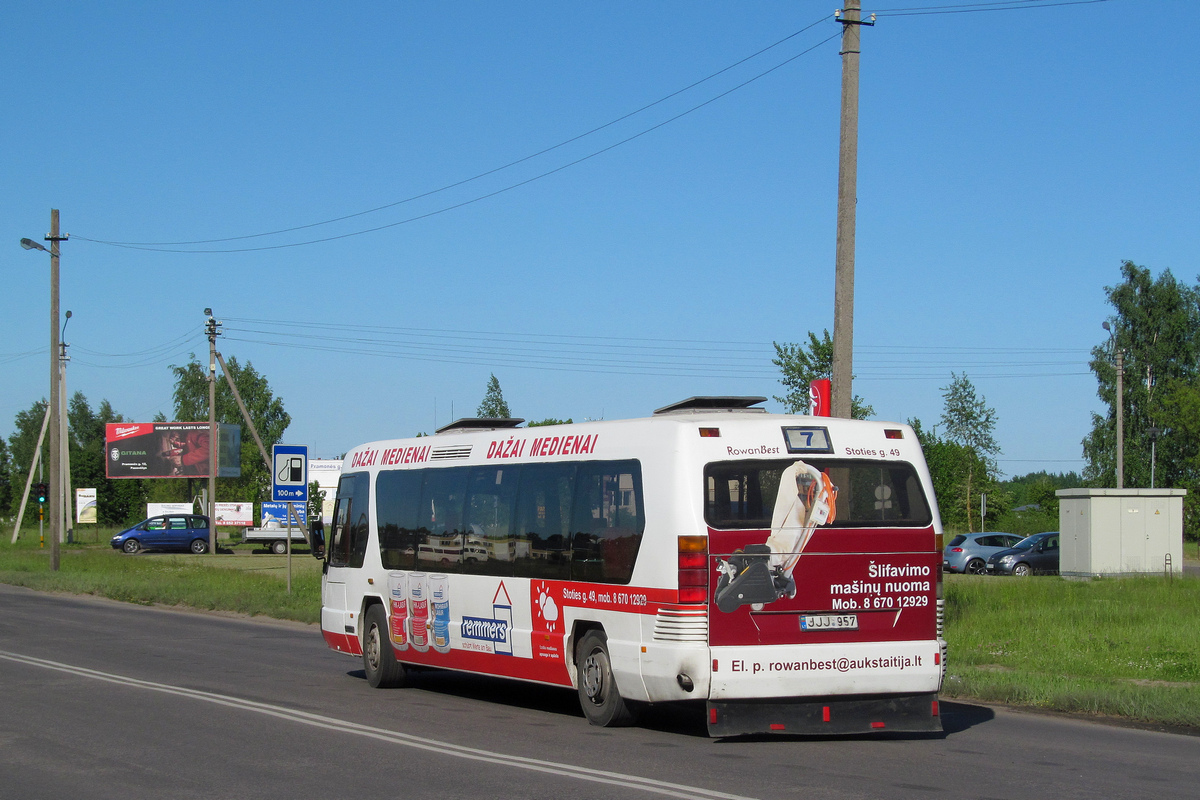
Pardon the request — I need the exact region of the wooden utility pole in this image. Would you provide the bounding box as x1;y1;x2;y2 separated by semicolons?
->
832;3;872;418
47;210;65;569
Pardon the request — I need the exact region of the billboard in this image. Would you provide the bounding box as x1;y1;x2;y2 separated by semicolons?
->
214;502;253;527
147;502;194;517
76;488;97;524
261;502;307;529
309;458;343;526
105;422;242;479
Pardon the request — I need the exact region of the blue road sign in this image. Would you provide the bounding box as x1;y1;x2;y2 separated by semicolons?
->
272;444;309;503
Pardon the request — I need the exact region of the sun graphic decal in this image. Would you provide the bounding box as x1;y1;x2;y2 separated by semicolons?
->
531;580;560;635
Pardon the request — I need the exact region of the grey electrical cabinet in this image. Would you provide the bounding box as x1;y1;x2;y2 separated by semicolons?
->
1056;488;1186;578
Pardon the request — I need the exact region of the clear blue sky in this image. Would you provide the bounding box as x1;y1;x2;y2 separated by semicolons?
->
3;1;1196;477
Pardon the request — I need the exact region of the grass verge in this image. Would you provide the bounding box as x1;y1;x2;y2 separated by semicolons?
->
0;535;321;624
942;574;1200;731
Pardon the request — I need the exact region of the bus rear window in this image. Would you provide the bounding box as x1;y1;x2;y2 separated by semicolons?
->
704;459;932;529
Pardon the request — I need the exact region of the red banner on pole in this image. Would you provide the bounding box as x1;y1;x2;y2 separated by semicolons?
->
809;379;832;417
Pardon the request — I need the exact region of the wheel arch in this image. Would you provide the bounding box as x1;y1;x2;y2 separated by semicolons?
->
568;620;605;687
359;593;386;648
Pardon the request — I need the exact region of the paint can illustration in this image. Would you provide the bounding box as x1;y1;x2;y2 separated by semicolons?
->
408;572;430;652
387;571;409;649
430;573;451;653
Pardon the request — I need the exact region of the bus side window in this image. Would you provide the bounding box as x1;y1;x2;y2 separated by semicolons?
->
416;466;469;571
376;469;422;569
514;463;575;581
570;460;644;584
329;472;371;569
328;498;352;568
463;465;520;577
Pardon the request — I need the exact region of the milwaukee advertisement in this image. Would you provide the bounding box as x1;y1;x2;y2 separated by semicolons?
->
105;422;242;479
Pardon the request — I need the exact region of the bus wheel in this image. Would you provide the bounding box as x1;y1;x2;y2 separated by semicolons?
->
363;605;407;689
575;630;635;727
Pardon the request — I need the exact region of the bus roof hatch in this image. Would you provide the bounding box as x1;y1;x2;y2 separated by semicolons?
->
653;397;767;415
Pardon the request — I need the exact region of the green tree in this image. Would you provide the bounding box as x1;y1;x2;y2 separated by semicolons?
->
772;331;874;419
528;418;572;427
476;373;512;418
1083;263;1200;483
67;392;146;525
6;400;48;519
0;437;11;517
938;373;1001;532
168;355;291;507
909;417;996;533
1082;262;1200;540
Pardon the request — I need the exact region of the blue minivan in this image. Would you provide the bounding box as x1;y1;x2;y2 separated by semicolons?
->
111;515;211;554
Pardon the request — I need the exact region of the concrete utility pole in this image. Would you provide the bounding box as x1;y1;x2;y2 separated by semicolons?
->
831;3;872;419
206;309;221;554
60;311;72;541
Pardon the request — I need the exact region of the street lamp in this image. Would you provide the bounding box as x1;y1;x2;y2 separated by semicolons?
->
1102;321;1124;489
20;210;68;571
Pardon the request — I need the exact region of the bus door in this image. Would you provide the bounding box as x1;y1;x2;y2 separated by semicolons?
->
322;472;371;655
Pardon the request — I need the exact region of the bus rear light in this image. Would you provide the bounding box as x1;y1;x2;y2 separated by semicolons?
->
678;536;709;605
931;700;940;717
884;429;904;439
871;721;886;729
822;706;830;722
698;427;720;438
710;707;718;724
934;651;941;665
769;723;786;731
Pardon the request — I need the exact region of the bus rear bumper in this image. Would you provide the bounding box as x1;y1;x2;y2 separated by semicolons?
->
707;692;942;737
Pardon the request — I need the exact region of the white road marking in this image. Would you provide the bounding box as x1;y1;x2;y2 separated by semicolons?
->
0;649;756;800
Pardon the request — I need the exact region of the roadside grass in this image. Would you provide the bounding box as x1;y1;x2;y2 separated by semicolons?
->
0;532;321;624
943;574;1200;730
3;531;1199;731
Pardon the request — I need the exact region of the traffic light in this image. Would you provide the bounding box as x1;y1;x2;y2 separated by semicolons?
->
35;482;48;505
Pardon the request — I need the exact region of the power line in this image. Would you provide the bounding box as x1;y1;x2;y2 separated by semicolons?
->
873;0;1113;17
75;17;833;249
74;27;842;254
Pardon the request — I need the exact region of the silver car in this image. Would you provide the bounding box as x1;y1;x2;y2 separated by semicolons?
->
943;532;1024;575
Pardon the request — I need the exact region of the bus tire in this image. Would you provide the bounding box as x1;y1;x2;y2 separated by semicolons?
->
271;540;287;555
363;604;407;689
575;630;635;727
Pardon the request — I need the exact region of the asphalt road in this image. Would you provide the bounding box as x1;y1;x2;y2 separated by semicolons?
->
1;583;1196;800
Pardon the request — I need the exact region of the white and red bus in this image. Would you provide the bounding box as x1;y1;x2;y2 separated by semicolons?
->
318;396;946;736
